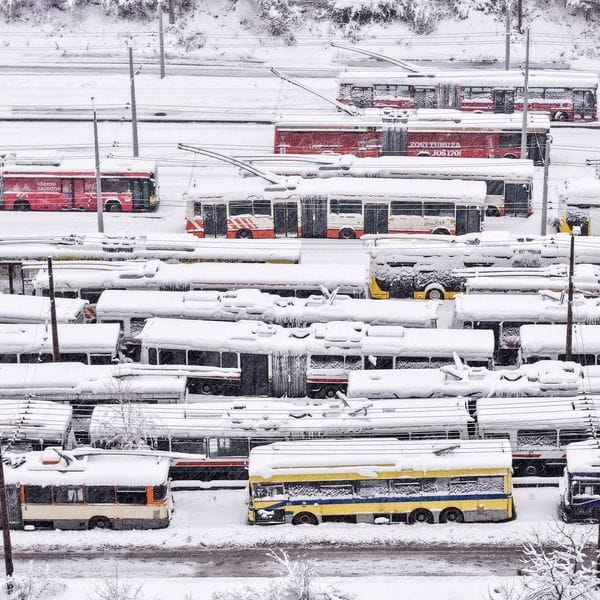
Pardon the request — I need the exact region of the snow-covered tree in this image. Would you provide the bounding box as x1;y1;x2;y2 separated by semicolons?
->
212;550;354;600
88;569;145;600
490;523;600;600
7;563;63;600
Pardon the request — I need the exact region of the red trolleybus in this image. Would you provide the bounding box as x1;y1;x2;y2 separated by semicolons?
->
0;158;159;212
337;69;598;121
274;112;550;165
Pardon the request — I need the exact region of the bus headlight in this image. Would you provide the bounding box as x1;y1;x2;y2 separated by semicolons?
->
149;195;158;205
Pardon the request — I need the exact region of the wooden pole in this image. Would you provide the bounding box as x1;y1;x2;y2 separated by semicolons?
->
565;232;575;361
47;257;60;363
0;442;14;594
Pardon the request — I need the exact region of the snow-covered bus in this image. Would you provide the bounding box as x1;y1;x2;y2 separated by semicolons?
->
520;324;600;365
0;158;159;212
31;260;369;302
274;112;550;165
0;323;120;365
95;289;440;339
89;398;472;480
0;293;87;324
336;69;598;121
248;438;514;525
242;155;535;217
184;175;486;239
366;232;600;299
138;318;495;398
4;448;172;530
559;178;600;236
453;291;600;364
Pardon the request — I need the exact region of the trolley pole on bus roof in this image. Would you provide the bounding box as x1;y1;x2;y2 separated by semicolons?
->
505;1;511;70
158;1;166;79
565;231;576;361
0;441;14;594
129;46;139;158
92;98;105;234
520;29;530;161
47;257;60;363
540;136;552;236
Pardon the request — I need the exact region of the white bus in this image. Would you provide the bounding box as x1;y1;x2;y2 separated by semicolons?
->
453;291;600;364
559;178;600;236
0;293;87;324
366;232;600;299
31;260;369;302
185;175;486;240
243;155;535;217
4;448;172;530
0;323;120;365
138;318;495;398
95;288;440;339
0;399;73;451
561;440;600;523
89;397;472;480
520;324;600;365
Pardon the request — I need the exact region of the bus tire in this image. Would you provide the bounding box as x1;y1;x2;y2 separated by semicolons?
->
338;228;356;240
432;228;451;236
236;229;253;239
105;201;122;212
292;512;319;526
552;111;568;122
320;385;339;399
89;516;113;530
439;507;464;524
503;154;517;159
521;461;544;477
408;509;434;524
14;200;30;211
424;286;445;300
486;206;501;217
417;152;430;157
199;382;216;395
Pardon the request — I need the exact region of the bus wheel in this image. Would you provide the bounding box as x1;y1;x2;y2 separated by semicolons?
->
432;228;450;236
439;507;464;524
408;509;434;525
338;228;356;240
522;461;543;477
417;152;430;157
14;200;30;211
321;385;339;399
236;229;253;239
199;382;216;395
553;111;568;122
503;154;517;159
89;516;113;530
425;287;444;300
292;512;318;526
105;201;122;212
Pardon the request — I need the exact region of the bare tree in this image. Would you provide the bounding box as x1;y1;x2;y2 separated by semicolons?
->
8;563;63;600
88;568;145;600
212;549;354;600
490;523;600;600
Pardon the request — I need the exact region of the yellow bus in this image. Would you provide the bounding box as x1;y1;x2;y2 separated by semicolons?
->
248;438;513;525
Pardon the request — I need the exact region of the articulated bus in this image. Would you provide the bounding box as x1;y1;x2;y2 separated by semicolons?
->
366;232;600;299
336;69;598;121
243;155;535;217
559;179;600;236
184;176;486;240
138;318;494;398
248;438;514;525
4;448;171;530
89;398;472;480
274;112;550;165
95;289;440;338
0;158;159;212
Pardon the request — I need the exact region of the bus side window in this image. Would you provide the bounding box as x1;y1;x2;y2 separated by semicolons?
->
485;180;504;196
60;353;88;364
148;347;158;365
391;480;422;496
365;356;393;370
20;353;53;364
517;429;558;449
209;438;249;458
89;354;114;365
222;352;238;368
0;354;16;363
54;486;84;504
193;202;202;217
478;476;505;492
188;350;221;367
87;486;115;504
171;440;207;454
559;430;591;446
23;485;53;504
116;487;147;505
158;348;186;365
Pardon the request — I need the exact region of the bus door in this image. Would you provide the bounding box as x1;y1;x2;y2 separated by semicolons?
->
5;485;22;528
61;178;76;209
202;204;227;237
505;183;530;217
273;201;298;237
300;195;328;238
364;203;389;235
381;126;408;156
573;89;595;120
414;87;436;108
272;353;306;397
240;353;270;395
493;89;515;113
527;133;547;166
455;206;482;235
350;86;374;108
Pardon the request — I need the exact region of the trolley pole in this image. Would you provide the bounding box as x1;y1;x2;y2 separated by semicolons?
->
92;99;105;234
158;1;166;79
520;29;530;161
0;442;14;594
47;257;60;363
129;46;139;158
565;231;575;362
540;136;552;235
505;1;511;70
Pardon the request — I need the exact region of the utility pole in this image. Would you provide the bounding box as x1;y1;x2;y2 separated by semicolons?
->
92;98;104;234
158;1;166;79
565;232;575;361
0;442;14;594
128;46;139;158
540;136;552;236
505;1;511;70
520;28;530;161
517;0;523;33
47;257;60;363
168;0;175;25
0;154;5;214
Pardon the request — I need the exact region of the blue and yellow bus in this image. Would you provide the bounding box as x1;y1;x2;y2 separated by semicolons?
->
248;438;514;525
